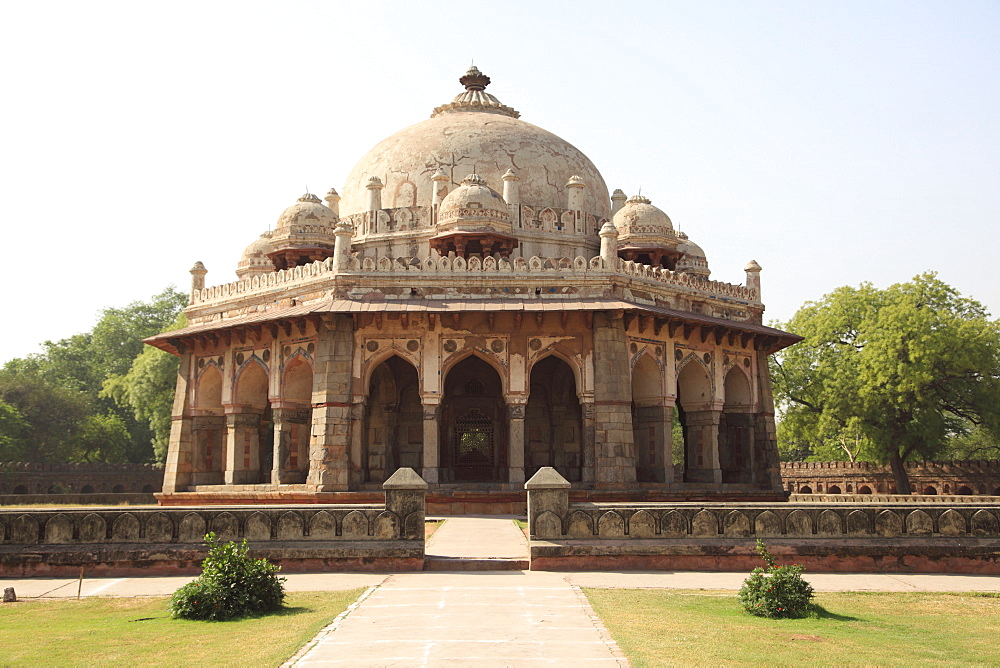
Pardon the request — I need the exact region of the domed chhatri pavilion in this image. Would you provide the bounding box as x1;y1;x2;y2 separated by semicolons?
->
147;67;800;504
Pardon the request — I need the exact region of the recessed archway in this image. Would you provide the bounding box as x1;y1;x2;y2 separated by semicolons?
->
363;355;422;484
719;366;753;484
441;355;506;483
231;361;272;484
676;358;714;483
526;355;583;482
631;354;668;482
192;365;225;484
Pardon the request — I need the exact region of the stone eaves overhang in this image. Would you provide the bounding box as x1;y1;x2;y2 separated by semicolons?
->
145;297;801;357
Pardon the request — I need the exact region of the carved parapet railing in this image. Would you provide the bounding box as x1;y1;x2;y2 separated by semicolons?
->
191;252;758;307
0;468;427;575
525;467;1000;573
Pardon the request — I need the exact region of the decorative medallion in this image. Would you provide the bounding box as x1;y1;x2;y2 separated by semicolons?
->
235;352;245;366
197;358;205;369
529;338;542;351
307;342;315;355
630;342;638;354
675;349;683;361
262;350;271;362
216;356;223;366
443;340;457;353
283;345;292;357
724;355;730;366
366;340;379;352
743;357;751;368
656;346;663;358
407;339;420;352
490;339;505;353
703;352;712;364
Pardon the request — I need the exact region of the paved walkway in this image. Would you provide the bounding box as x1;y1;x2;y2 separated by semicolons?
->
4;516;1000;666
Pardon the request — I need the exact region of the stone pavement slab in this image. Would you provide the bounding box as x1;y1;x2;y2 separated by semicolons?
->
426;515;529;560
291;571;626;667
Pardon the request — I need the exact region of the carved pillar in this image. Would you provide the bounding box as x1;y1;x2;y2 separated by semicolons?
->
507;399;527;484
225;410;262;485
661;400;675;483
420;396;440;484
162;350;195;493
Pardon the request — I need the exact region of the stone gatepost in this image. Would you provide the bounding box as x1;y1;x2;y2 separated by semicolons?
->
507;399;527;484
525;467;571;539
383;467;428;541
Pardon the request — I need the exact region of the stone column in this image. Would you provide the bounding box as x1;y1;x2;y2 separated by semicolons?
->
332;220;353;272
683;409;722;484
271;407;310;484
753;350;783;491
507;399;527;484
580;399;596;483
225;411;261;484
191;415;225;485
420;396;440;484
366;176;383;212
660;400;676;483
307;315;355;491
591;312;637;487
162;350;195;493
348;398;366;488
599;222;619;267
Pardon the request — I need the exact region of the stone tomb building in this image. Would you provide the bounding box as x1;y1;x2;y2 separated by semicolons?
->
147;67;800;503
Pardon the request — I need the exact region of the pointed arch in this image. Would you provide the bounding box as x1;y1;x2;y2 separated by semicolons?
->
441;355;506;483
363;354;422;484
526;347;585;398
361;347;421;390
195;365;223;412
282;354;313;405
632;353;669;482
723;365;752;409
526;355;583;482
233;359;269;409
440;349;509;397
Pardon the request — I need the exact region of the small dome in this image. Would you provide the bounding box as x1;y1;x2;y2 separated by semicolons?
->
676;233;710;277
612;195;674;234
275;193;337;231
437;173;511;230
236;232;274;279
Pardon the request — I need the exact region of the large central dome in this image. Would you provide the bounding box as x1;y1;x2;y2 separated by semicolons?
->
340;67;610;218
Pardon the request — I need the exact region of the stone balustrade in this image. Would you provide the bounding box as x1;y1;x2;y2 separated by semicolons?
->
525;468;1000;573
0;468;427;576
190;254;757;306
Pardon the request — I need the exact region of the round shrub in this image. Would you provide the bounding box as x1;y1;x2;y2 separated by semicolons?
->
170;532;286;621
738;539;814;618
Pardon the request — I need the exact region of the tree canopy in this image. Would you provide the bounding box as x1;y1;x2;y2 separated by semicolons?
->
0;287;186;464
772;273;1000;493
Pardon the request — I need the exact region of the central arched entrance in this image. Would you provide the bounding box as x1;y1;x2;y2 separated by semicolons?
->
441;356;506;483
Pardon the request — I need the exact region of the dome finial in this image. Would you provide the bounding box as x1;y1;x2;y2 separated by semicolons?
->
460;65;491;92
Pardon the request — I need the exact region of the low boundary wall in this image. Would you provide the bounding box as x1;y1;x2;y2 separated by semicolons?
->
525;468;1000;574
0;468;427;576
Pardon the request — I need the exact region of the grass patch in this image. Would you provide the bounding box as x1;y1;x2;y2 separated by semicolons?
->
585;589;1000;667
0;589;364;667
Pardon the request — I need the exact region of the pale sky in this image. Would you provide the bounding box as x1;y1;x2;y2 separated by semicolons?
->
2;1;998;364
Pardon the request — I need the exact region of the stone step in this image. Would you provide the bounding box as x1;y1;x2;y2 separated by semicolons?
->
423;556;529;571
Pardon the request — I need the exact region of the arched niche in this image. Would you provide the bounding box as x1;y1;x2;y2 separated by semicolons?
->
363;355;422;484
272;355;314;484
441;355;506;483
230;360;272;484
631;354;668;482
526;355;583;482
675;358;715;483
719;366;754;484
192;365;225;484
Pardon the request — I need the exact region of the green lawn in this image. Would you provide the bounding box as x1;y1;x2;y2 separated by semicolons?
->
585;589;1000;667
0;589;364;667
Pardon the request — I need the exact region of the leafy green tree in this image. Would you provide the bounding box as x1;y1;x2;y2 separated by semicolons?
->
772;273;1000;493
1;287;188;464
0;372;91;462
0;400;29;459
103;313;186;464
944;424;1000;460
